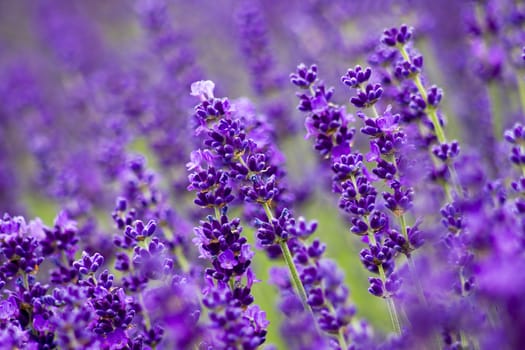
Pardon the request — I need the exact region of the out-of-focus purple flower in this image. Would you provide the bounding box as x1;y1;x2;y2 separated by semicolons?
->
505;123;525;168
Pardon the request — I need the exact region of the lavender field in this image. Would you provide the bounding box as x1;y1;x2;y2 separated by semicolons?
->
0;1;524;349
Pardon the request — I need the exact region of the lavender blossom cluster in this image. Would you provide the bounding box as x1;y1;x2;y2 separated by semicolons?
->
1;0;525;349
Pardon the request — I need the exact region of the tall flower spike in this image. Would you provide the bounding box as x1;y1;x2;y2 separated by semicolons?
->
291;63;433;337
382;24;462;199
377;24;489;348
187;87;268;347
189;80;357;348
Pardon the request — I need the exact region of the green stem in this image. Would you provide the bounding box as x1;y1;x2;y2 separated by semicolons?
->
459;331;469;349
337;326;349;350
366;227;402;335
379;264;402;335
426;108;447;145
352;164;403;336
279;234;309;307
262;202;274;221
398;214;408;242
370;104;380;118
176;246;190;273
23;273;29;290
263;203;311;312
399;44;446;141
406;67;447;143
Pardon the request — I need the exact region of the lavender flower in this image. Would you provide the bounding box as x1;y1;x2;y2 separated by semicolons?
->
187;84;269;346
2;3;525;349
